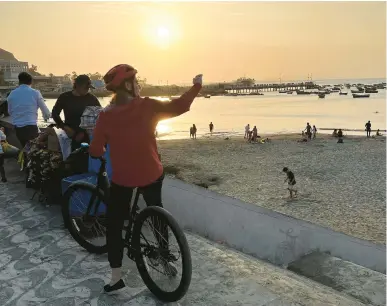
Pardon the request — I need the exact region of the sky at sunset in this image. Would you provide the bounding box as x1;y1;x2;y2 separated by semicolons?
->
1;1;386;84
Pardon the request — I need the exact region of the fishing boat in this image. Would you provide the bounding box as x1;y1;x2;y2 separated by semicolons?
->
296;90;311;95
318;93;325;99
279;90;287;94
352;93;370;98
204;94;211;98
365;88;378;94
287;91;293;94
339;91;348;95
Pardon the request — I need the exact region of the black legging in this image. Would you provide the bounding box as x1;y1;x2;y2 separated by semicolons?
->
15;125;39;148
107;175;164;268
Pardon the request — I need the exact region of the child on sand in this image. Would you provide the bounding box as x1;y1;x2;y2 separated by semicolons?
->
283;167;297;198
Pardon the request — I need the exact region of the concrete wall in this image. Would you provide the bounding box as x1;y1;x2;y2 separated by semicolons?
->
140;178;386;273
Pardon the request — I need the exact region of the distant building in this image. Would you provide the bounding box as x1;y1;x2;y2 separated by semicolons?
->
0;48;28;84
0;59;29;84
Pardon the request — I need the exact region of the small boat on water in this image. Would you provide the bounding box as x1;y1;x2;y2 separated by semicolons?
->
296;90;311;95
318;93;325;99
351;89;363;94
204;94;211;98
352;93;370;98
365;89;378;94
339;91;348;95
279;90;287;94
287;91;293;94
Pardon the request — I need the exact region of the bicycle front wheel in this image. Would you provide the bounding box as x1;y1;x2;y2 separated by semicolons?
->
132;206;192;302
63;182;108;254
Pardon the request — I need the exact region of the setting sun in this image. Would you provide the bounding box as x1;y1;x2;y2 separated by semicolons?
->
157;26;170;39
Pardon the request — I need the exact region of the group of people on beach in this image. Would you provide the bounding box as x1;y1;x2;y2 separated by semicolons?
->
364;120;382;138
299;122;317;142
331;120;382;142
189;121;214;139
189;124;197;139
244;124;261;143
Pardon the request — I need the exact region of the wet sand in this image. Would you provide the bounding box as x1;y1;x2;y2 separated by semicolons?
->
158;133;386;244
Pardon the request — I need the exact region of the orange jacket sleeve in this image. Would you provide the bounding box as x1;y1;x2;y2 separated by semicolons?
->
150;84;202;120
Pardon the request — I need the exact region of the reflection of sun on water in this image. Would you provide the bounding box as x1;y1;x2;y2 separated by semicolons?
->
156;123;171;135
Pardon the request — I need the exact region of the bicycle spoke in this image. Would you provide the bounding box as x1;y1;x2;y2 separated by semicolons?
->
69;188;107;247
137;213;183;293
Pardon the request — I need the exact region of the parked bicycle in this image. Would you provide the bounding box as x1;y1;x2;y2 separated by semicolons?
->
62;143;192;302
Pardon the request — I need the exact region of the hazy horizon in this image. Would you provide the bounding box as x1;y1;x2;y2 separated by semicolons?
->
1;1;386;84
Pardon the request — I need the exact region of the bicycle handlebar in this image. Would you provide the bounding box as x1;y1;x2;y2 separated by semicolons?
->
75;143;106;162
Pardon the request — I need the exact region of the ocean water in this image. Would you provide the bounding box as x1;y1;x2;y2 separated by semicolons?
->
41;80;386;139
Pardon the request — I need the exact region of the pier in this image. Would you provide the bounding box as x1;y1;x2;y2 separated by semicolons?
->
224;81;318;93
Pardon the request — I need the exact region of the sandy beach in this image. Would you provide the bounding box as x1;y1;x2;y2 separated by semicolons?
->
158;133;386;244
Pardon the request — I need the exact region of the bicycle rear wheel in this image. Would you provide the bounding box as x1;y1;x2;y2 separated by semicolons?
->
63;182;108;254
132;206;192;302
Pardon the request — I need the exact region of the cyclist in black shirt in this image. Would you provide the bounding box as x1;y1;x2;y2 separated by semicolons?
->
283;167;297;198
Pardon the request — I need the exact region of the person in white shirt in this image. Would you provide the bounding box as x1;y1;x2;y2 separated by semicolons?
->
244;124;250;139
0;126;20;183
7;72;51;148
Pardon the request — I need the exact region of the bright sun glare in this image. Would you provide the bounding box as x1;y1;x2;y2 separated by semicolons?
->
157;27;170;39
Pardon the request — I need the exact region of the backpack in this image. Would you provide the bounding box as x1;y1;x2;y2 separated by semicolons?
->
79;106;103;137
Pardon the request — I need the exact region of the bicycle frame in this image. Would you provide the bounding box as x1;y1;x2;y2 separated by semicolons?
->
73;144;166;262
85;154;143;259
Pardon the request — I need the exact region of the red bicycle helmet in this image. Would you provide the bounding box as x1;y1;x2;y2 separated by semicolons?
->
103;64;137;91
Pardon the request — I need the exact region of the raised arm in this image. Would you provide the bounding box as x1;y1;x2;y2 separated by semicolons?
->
151;75;203;121
89;112;107;157
51;95;65;128
36;90;51;121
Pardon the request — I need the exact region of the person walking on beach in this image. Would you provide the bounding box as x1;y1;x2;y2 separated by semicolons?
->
209;122;214;134
304;122;312;140
251;126;258;142
312;125;317;139
283;167;297;198
244;124;250;139
189;127;193;138
365;120;371;138
89;63;203;293
7;72;51;148
337;129;343;143
192;124;197;139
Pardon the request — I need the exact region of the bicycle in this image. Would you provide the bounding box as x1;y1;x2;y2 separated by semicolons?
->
62;143;192;302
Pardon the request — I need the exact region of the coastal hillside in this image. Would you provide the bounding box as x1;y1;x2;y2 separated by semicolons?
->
0;48;17;60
